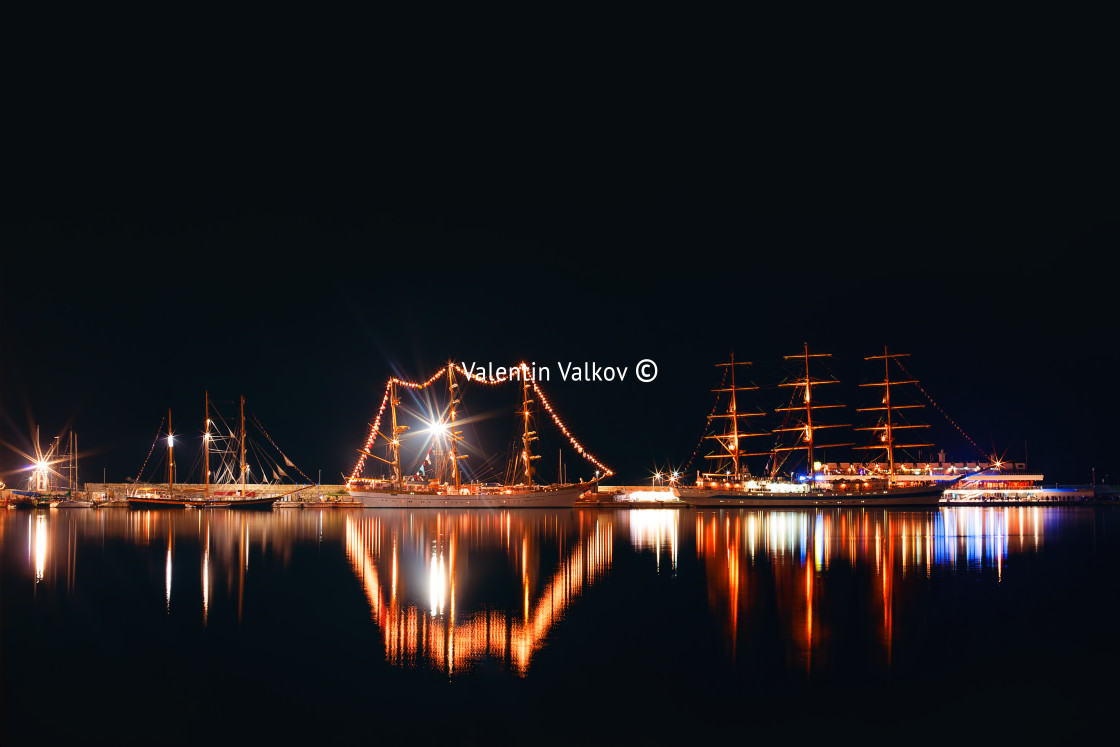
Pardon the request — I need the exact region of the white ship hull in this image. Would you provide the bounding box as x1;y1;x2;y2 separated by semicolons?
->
348;484;586;508
677;483;945;507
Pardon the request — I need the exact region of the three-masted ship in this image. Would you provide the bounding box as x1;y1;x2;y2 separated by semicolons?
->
347;362;606;508
127;394;302;510
678;345;956;507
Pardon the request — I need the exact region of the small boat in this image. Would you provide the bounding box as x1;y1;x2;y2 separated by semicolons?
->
9;490;50;509
54;499;95;508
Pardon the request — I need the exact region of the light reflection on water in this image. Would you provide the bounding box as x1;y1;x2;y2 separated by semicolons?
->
693;505;1063;671
344;510;613;674
0;504;1077;679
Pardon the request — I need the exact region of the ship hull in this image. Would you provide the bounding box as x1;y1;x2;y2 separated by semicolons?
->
127;496;278;510
677;483;945;507
347;484;585;508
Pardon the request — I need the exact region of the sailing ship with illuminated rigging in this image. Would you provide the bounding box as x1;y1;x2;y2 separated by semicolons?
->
126;393;309;510
678;345;957;507
346;362;610;508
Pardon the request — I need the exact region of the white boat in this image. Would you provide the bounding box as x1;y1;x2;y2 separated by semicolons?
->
348;362;607;508
54;499;95;508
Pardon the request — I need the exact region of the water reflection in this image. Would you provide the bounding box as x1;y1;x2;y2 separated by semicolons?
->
4;509;294;627
345;510;613;674
695;506;1061;671
0;504;1077;683
627;509;678;572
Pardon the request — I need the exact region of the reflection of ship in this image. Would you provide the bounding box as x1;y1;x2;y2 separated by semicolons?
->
345;509;613;673
347;363;609;508
693;507;1033;671
679;347;957;507
128;394;306;510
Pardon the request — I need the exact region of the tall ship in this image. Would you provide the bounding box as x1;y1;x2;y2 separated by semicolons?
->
127;394;307;510
346;362;610;508
678;346;959;507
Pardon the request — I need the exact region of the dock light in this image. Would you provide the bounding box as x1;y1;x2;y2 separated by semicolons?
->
813;461;821;471
167;435;174;447
429;421;449;436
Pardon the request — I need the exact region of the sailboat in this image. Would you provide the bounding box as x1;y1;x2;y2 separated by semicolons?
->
53;431;93;507
127;394;304;510
677;346;957;507
346;362;609;508
10;427;91;508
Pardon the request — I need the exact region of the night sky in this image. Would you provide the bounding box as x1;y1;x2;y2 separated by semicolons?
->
3;42;1117;489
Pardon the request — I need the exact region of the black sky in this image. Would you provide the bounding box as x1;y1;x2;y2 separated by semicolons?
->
3;27;1117;488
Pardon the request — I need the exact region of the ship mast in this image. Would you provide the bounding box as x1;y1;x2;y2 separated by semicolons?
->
204;391;210;501
520;363;539;485
355;379;408;488
239;396;246;497
855;346;931;488
704;353;768;481
771;343;851;479
447;362;467;491
68;430;76;496
390;381;407;489
168;409;174;497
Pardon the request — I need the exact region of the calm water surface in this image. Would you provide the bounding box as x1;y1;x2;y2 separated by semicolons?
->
3;505;1118;744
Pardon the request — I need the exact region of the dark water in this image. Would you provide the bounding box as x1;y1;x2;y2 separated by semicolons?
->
2;505;1118;744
